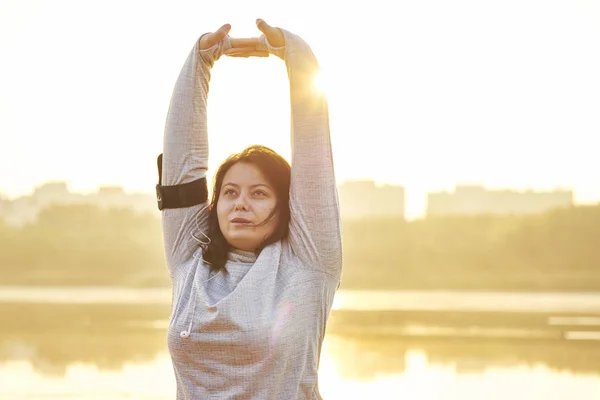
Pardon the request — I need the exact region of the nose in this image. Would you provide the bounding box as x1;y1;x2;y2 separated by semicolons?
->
234;195;249;211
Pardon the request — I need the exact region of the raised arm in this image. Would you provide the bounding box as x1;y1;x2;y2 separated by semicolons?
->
160;25;231;277
258;22;342;278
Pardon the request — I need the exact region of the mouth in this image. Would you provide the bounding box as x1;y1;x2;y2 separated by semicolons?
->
231;217;252;225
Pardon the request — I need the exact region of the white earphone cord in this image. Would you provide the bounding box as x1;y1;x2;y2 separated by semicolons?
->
180;267;222;338
181;204;220;338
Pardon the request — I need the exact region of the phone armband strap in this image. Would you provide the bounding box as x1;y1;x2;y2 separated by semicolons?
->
156;154;208;210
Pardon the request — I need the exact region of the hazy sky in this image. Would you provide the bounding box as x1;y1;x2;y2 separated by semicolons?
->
1;0;599;217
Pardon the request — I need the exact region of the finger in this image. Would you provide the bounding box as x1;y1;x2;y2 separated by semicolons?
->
224;51;268;58
225;50;270;58
227;53;270;58
255;18;284;47
224;47;263;55
255;19;273;35
229;37;261;48
205;23;231;48
223;48;246;55
242;51;269;57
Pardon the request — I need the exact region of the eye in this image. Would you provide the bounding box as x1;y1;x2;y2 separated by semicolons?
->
253;190;268;197
223;188;237;196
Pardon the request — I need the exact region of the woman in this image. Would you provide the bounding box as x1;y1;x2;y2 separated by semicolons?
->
159;19;342;399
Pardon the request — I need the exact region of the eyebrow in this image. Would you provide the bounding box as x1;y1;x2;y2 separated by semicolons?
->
222;182;273;190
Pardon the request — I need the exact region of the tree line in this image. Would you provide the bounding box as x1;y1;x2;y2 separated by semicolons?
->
2;203;599;291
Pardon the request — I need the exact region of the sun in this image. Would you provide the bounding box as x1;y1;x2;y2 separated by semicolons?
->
314;70;329;95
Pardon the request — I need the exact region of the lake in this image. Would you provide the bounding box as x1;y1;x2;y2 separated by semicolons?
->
2;287;600;399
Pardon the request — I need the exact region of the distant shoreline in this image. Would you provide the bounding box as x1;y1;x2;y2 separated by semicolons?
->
3;283;600;293
3;286;600;310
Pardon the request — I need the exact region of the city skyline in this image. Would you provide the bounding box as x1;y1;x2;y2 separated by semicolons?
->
0;179;583;222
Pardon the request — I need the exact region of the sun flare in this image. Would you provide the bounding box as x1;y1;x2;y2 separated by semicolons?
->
314;70;328;95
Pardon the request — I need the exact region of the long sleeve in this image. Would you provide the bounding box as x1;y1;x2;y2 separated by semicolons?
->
263;31;343;278
161;35;230;278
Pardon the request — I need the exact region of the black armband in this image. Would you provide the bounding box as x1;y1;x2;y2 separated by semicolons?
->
156;154;209;211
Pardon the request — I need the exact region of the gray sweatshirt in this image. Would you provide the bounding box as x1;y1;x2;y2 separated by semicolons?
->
160;29;342;399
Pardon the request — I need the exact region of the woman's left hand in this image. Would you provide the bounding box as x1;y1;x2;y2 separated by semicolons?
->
255;19;284;48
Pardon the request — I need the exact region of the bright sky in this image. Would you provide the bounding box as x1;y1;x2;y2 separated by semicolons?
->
1;0;599;218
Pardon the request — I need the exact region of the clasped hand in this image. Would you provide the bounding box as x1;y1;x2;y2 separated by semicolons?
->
200;19;284;58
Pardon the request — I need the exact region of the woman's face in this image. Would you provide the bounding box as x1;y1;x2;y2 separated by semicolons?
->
216;162;280;252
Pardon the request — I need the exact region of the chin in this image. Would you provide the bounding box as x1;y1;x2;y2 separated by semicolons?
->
226;233;260;251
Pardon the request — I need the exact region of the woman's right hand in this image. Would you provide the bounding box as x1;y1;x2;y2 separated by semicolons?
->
199;24;231;50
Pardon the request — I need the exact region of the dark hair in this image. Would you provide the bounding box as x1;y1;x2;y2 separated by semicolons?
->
202;145;291;271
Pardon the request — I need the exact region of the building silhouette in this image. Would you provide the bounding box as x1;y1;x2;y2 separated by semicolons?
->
427;184;573;216
338;180;405;219
0;182;157;226
0;180;407;226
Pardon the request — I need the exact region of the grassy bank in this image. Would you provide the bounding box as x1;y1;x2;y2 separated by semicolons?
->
1;204;600;291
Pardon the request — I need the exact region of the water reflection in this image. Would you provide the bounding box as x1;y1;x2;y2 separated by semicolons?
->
324;335;600;378
2;302;600;399
3;302;600;376
0;302;170;375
